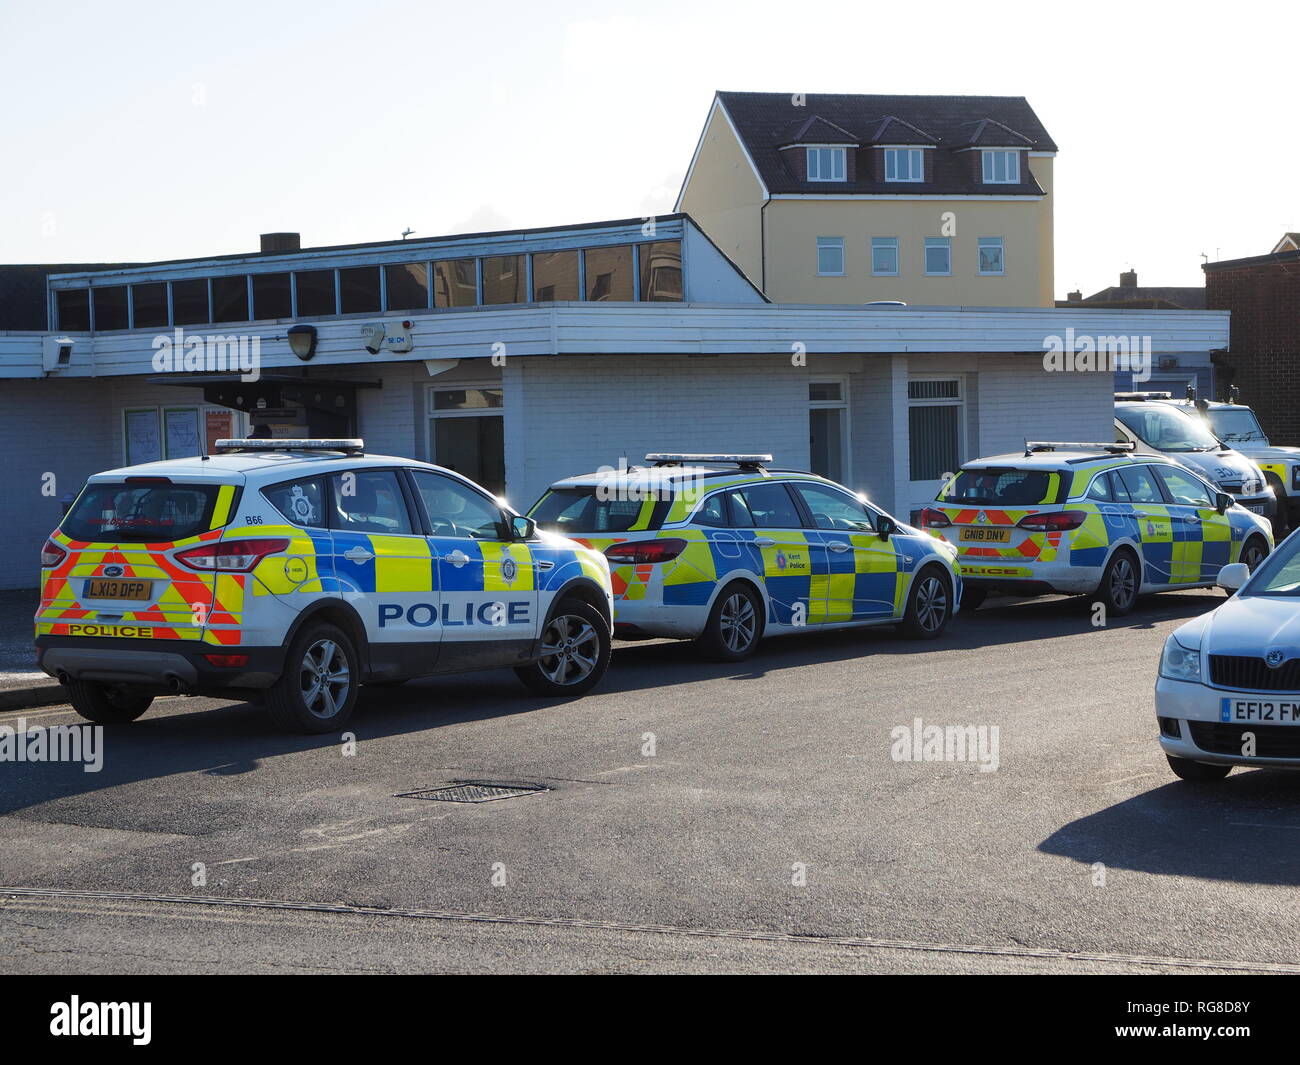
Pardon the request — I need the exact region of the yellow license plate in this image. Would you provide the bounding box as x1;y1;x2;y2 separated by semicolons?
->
83;579;153;601
960;528;1011;543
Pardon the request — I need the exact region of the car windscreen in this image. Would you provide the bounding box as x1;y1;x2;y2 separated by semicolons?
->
1207;409;1268;444
1116;405;1220;452
530;487;664;533
1245;539;1300;597
938;468;1061;506
61;482;221;543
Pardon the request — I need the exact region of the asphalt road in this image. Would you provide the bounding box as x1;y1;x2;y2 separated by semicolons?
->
5;588;1300;975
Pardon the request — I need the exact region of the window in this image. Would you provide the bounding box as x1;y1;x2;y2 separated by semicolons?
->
806;147;846;182
795;484;873;533
981;150;1020;184
908;378;962;482
385;263;429;312
132;283;168;329
1085;474;1115;502
692;493;729;528
329;470;414;535
884;148;924;182
263;477;326;528
924;237;951;276
410;470;504;540
809;379;848;484
871;238;899;276
482;255;525;305
531;251;579;302
532;487;647;534
339;266;381;314
1156;465;1215;508
211;275;249;322
638;241;683;301
726;489;756;528
816;237;845;276
733;483;802;528
584;245;634;301
172;279;209;326
251;273;292;320
1117;465;1165;505
56;289;89;331
433;259;477;308
62;482;219;544
941;468;1057;506
92;286;129;330
978;237;1005;276
295;270;337;317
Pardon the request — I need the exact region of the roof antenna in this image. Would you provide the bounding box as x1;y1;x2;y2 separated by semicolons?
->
401;227;414;240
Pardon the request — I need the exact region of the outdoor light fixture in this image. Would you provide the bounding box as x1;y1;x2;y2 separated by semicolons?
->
287;324;318;361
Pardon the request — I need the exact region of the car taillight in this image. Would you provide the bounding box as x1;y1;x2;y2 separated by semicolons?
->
40;539;66;568
604;538;687;564
1017;510;1087;532
920;507;952;529
176;538;290;572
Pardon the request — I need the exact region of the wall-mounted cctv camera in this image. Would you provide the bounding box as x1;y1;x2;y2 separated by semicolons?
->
360;323;386;355
42;335;75;374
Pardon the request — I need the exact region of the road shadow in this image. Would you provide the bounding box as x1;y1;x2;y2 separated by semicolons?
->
1040;771;1300;886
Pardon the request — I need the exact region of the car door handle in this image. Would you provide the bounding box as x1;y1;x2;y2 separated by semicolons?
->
536;559;554;570
343;547;374;563
827;542;851;553
446;549;470;568
754;538;777;547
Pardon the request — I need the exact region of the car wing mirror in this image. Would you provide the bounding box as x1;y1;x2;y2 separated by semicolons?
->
877;516;897;541
1215;492;1232;514
511;515;536;541
1217;562;1249;592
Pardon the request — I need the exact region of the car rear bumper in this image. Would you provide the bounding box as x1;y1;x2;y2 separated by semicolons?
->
36;636;283;692
1157;675;1300;767
956;558;1100;596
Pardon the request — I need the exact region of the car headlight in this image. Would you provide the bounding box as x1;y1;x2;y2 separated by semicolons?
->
1159;634;1203;683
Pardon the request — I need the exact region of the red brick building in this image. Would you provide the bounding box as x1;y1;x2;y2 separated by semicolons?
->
1204;245;1300;442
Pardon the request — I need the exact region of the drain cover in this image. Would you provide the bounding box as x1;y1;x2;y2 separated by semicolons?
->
396;781;550;804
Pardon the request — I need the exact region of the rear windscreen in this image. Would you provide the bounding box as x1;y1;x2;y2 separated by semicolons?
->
530;488;663;534
939;468;1060;506
61;482;221;543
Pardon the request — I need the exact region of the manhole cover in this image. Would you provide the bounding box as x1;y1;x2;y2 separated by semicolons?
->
395;781;550;804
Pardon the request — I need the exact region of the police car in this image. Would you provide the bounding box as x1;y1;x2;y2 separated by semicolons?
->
1145;390;1300;534
1157;530;1300;780
1114;395;1276;524
36;440;614;733
528;454;961;660
922;442;1273;614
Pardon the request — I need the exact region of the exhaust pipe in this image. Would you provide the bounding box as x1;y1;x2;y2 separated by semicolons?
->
56;670;70;686
164;674;187;695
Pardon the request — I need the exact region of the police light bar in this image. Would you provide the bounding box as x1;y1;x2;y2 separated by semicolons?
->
645;453;773;468
214;439;365;454
1025;441;1136;455
1114;391;1173;401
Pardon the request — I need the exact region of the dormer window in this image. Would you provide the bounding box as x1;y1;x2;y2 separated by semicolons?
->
806;147;846;182
981;150;1020;184
883;148;924;182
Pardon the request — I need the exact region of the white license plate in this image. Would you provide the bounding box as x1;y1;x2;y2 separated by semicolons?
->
1221;697;1300;723
1247;504;1265;514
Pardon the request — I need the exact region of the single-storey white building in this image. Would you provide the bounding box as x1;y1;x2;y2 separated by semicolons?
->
0;214;1229;590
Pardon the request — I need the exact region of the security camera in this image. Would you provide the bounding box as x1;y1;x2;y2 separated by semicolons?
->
360;323;386;355
42;335;74;374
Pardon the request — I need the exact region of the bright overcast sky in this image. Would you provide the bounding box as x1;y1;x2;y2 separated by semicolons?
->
2;0;1295;296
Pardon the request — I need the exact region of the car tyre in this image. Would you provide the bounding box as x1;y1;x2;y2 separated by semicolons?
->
65;679;153;724
1166;755;1231;782
1241;535;1269;573
697;582;764;661
1094;548;1139;616
515;599;612;696
265;622;359;734
901;565;953;640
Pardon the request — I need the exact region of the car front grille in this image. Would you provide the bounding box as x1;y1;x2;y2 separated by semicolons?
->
1208;654;1300;692
1189;721;1300;758
1219;482;1244;494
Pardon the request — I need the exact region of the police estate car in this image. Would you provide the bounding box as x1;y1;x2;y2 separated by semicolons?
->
529;454;961;661
1157;530;1300;780
922;442;1273;614
36;440;614;733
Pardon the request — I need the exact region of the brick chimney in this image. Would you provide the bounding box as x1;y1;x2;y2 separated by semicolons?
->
1066;289;1082;302
260;232;301;253
1119;269;1137;289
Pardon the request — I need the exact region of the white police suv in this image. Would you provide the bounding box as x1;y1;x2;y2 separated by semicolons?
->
36;440;614;733
529;454;961;660
1157;529;1300;780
